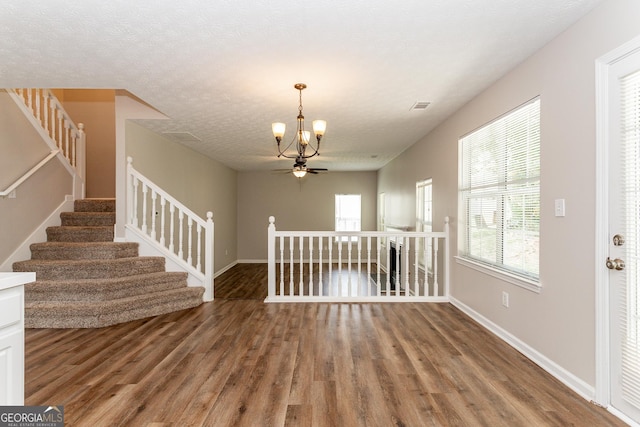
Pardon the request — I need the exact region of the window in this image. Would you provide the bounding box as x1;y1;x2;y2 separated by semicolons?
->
458;98;540;283
378;192;386;245
416;179;432;233
335;194;361;241
378;192;386;232
416;179;433;270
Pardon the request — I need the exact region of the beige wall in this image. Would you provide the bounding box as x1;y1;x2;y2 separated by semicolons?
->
125;122;238;273
0;90;72;266
377;0;640;390
237;171;377;261
57;89;116;198
0;91;51;188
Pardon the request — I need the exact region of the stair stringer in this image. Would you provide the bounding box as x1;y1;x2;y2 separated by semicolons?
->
124;224;212;301
0;195;74;272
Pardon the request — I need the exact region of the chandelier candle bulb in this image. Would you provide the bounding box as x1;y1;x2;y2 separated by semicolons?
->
272;123;286;141
300;131;311;145
312;120;326;137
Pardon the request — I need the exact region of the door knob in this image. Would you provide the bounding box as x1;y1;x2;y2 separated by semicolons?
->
606;257;625;271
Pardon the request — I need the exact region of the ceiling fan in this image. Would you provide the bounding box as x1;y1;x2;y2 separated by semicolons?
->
273;157;328;178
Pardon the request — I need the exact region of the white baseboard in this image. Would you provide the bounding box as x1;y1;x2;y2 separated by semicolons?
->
237;259;383;265
449;296;595;402
214;261;238;278
0;196;74;272
608;405;640;426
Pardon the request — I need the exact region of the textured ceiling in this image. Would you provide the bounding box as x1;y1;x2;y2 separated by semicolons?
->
1;0;603;172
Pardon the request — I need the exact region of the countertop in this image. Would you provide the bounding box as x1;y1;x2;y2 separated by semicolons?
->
0;272;35;291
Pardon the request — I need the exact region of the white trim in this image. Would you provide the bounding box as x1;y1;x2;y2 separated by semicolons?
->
594;33;640;409
450;296;595;401
0;196;74;272
595;44;613;409
214;261;238;278
608;406;640;427
454;256;541;293
238;258;388;265
265;296;450;303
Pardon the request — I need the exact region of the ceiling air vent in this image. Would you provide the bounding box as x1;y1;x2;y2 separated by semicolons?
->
410;101;431;111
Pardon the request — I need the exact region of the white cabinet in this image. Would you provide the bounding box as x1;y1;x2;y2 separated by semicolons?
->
0;272;33;406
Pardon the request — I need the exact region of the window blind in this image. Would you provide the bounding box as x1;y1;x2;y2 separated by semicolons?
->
459;98;540;280
619;69;640;409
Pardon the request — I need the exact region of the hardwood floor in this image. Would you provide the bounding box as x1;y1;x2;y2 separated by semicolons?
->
25;264;625;426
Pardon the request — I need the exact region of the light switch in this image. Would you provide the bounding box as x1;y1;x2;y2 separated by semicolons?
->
554;199;565;217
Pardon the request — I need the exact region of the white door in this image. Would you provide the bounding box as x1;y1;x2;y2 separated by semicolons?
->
608;48;640;423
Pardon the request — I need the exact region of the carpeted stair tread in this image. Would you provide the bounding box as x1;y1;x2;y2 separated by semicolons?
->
13;256;166;280
61;211;115;227
30;242;138;260
25;271;189;302
74;198;115;213
25;286;204;328
46;226;114;242
14;197;205;328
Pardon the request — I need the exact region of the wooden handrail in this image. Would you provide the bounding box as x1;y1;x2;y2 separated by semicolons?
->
0;150;59;197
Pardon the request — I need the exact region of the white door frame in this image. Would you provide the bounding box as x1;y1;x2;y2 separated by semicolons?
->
595;34;640;414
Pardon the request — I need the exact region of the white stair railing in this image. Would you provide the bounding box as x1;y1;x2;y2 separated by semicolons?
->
266;217;450;302
126;157;214;301
8;88;86;199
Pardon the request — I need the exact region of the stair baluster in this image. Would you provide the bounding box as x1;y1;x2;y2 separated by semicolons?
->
125;157;214;301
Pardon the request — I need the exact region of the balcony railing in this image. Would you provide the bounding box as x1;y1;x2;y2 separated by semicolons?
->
266;216;450;302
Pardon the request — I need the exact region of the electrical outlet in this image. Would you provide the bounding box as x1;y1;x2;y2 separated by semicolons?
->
502;291;509;308
554;198;566;217
8;189;16;199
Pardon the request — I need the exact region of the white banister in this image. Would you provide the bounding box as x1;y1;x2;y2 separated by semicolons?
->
126;157;214;301
0;151;59;198
266;217;451;303
8;89;86;199
268;216;276;299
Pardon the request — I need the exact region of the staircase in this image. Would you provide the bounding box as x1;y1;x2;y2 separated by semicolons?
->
12;199;204;328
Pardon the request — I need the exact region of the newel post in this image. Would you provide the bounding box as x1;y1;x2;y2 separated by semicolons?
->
126;157;135;227
204;211;214;302
267;216;276;300
444;216;450;299
76;123;86;199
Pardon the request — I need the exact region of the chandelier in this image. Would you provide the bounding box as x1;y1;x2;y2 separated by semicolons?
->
272;83;327;178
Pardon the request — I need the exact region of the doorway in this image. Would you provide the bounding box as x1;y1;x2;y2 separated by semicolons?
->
596;35;640;424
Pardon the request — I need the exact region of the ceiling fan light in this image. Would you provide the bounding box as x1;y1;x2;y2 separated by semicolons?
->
312;120;326;136
293;168;307;178
272;122;286;139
